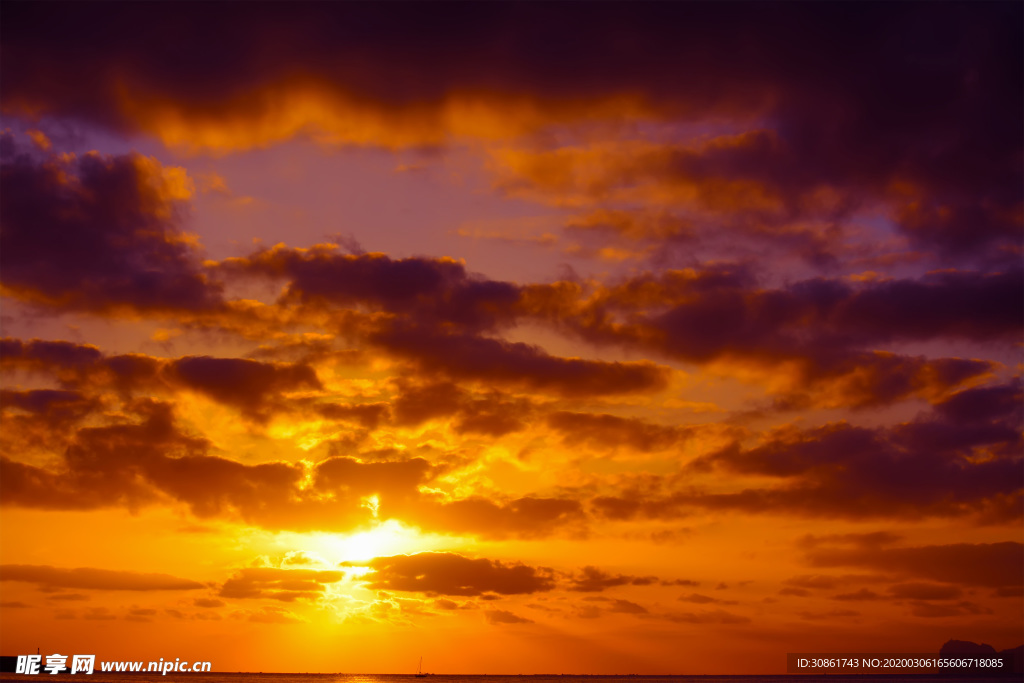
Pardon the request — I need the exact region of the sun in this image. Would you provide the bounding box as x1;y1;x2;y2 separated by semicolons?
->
325;519;434;563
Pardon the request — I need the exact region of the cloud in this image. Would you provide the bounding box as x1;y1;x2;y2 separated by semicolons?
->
143;453;308;523
934;380;1024;424
832;589;882;602
219;568;343;602
236;606;305;624
453;394;533;438
350;552;555;597
0;398;339;527
0;143;221;313
908;601;992;619
492;121;1022;260
373;323;669;398
593;414;1020;523
281;552;323;567
313;456;431;504
796;532;903;550
3;4;774;149
662;609;751;625
193;598;225;608
661;578;700;587
10;216;1007;409
818;269;1024;342
782;573;887;591
46;593;90;602
1;399;208;511
408;496;586;539
5;2;1019;252
608;599;648;614
678;593;736;606
566;566;658;592
804;542;1023;588
677;396;1023;521
0;388;103;459
390;381;532;436
0;384;588;537
547;411;692;453
0;565;203;591
2;338;598;536
798;609;860;621
0;338;106;378
390;381;467;427
218;247;520;333
887;583;963;600
166;355;321;420
127;607;157;621
214;246;671;398
546;266;1017;405
484;609;534;625
83;607;116;621
0;389;100;422
316;402;390;430
1;338;324;422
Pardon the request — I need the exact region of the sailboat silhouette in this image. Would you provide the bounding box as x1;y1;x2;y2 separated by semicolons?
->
415;656;427;677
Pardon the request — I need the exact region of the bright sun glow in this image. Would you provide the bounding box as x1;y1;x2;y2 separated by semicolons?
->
324;519;431;563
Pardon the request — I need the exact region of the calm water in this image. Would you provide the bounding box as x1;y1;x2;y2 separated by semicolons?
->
0;675;1014;683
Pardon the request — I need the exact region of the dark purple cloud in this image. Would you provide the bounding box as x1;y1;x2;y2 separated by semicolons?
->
373;323;669;398
1;339;323;421
0;141;222;313
547;411;692;452
591;382;1022;523
219;247;520;333
166;355;321;420
541;266;1018;406
3;3;1017;261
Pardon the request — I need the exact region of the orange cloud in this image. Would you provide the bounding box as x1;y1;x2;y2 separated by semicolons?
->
350;552;555;597
219;567;343;602
0;565;203;591
803;541;1023;589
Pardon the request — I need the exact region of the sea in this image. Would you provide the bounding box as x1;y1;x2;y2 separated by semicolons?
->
0;674;1015;683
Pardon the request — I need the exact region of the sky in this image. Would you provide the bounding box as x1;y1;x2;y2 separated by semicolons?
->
0;1;1021;675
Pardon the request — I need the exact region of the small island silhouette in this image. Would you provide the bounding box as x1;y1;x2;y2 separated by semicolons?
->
939;639;1023;676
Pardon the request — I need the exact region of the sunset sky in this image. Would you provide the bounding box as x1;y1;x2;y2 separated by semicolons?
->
1;2;1022;675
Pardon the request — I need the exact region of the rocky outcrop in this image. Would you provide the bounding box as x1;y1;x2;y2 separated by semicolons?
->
940;639;999;656
939;640;1023;676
